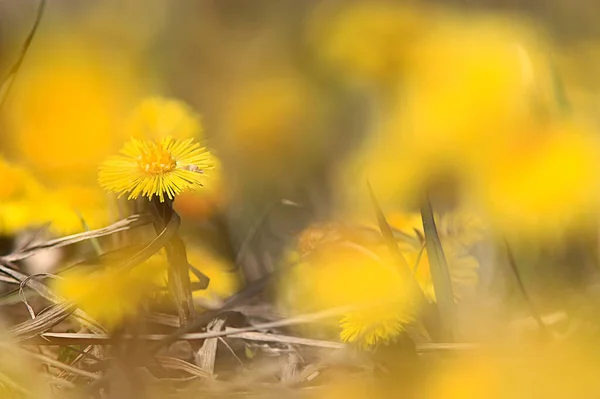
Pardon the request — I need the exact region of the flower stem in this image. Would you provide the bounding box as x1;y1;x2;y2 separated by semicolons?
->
149;199;195;326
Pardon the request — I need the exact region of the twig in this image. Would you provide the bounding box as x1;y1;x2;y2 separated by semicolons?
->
0;0;46;109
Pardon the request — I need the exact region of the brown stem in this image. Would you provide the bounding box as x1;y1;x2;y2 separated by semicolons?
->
149;199;195;326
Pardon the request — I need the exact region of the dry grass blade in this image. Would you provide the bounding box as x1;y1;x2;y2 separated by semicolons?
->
6;213;174;341
235;201;278;268
117;211;180;271
10;301;75;341
150;271;276;353
31;332;478;352
25;351;101;381
0;263;105;336
195;318;227;375
280;349;301;384
222;329;345;349
155;356;213;379
0;214;150;264
0;0;46;109
420;197;456;341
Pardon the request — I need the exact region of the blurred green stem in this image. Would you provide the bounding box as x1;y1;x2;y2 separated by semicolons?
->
420;197;456;342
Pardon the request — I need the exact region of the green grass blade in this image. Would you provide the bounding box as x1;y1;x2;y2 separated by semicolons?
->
76;211;103;256
420;197;456;341
366;182;426;302
549;56;571;115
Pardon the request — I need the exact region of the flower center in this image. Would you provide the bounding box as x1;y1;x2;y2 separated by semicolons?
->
137;144;176;175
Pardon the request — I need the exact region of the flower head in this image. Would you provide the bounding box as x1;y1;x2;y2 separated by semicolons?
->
340;302;414;349
280;239;418;349
98;136;215;202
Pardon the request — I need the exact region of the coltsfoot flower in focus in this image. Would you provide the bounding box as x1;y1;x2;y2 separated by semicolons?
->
98;136;215;202
126;96;203;141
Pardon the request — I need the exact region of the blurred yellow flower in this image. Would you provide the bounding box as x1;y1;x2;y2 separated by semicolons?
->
281;241;417;349
98;136;215;202
53;256;165;328
43;186;114;235
0;158;44;200
425;343;600;399
339;299;414;349
125;96;203;141
477;122;600;238
221;72;324;180
403;239;480;302
0;158;46;234
283;212;480;348
187;246;242;304
295;222;348;258
4;35;138;186
0;201;39;235
0;336;52;398
310;1;429;85
338;15;555;214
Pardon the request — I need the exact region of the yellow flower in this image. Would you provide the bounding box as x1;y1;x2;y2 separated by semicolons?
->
187;246;242;303
403;239;480;303
337;16;555;214
220;71;325;181
280;241;417;349
340;299;415;349
53;256;165;328
309;1;429;85
98;136;215;202
389;212;481;302
0;336;51;398
0;158;44;200
425;343;600;399
476;122;600;238
3;35;138;186
42;186;114;235
0;158;46;234
125;96;203;141
295;222;348;258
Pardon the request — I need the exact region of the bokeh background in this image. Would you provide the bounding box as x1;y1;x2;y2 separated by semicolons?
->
2;1;600;397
